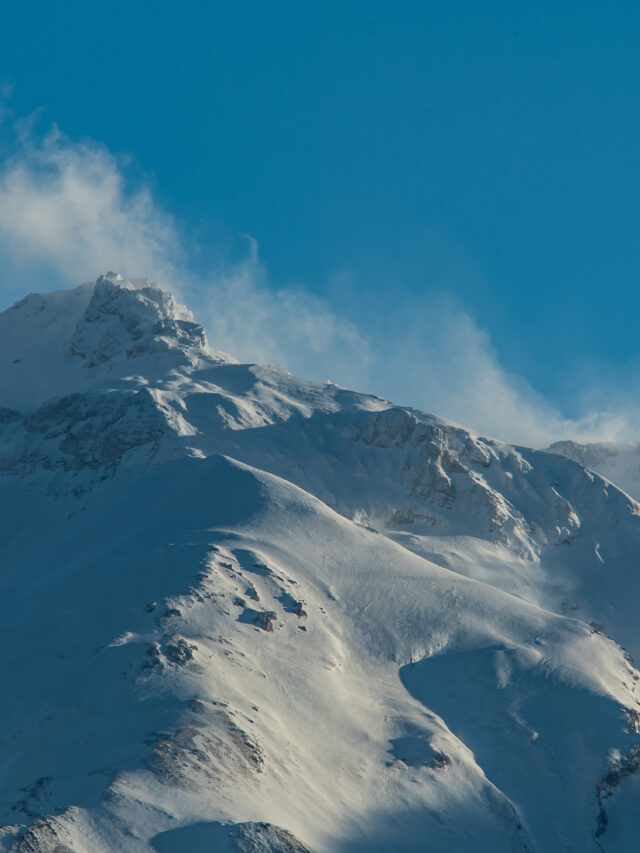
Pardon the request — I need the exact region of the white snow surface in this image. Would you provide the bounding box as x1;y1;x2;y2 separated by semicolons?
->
0;272;232;412
549;439;640;502
1;276;640;852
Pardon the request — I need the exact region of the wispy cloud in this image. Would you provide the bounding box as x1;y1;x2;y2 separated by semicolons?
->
0;116;637;448
196;242;372;393
0;125;182;289
360;296;640;447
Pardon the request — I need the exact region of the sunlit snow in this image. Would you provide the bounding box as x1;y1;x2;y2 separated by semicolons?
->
1;275;639;852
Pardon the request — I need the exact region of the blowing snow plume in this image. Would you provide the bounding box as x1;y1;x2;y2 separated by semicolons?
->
0;119;639;448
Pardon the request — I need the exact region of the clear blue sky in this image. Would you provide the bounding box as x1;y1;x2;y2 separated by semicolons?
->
1;1;640;428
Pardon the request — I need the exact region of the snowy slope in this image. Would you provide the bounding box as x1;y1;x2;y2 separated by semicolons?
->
0;272;232;412
1;276;640;852
549;439;640;502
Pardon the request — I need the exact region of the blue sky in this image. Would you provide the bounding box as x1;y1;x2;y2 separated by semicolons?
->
1;1;640;444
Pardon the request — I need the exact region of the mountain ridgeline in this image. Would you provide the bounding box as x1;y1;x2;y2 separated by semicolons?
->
1;274;640;852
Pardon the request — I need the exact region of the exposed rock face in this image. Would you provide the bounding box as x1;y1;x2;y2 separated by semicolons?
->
0;390;167;479
151;821;312;853
66;273;208;368
0;272;232;413
595;745;640;839
231;823;313;852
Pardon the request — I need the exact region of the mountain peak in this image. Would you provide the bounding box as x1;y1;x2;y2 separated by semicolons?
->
67;272;208;367
0;273;230;411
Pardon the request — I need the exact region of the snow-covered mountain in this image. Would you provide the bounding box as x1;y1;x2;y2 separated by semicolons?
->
549;439;640;502
2;273;640;852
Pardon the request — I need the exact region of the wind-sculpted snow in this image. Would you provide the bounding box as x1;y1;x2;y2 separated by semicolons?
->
1;276;640;851
549;439;640;502
66;273;208;368
0;273;231;412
